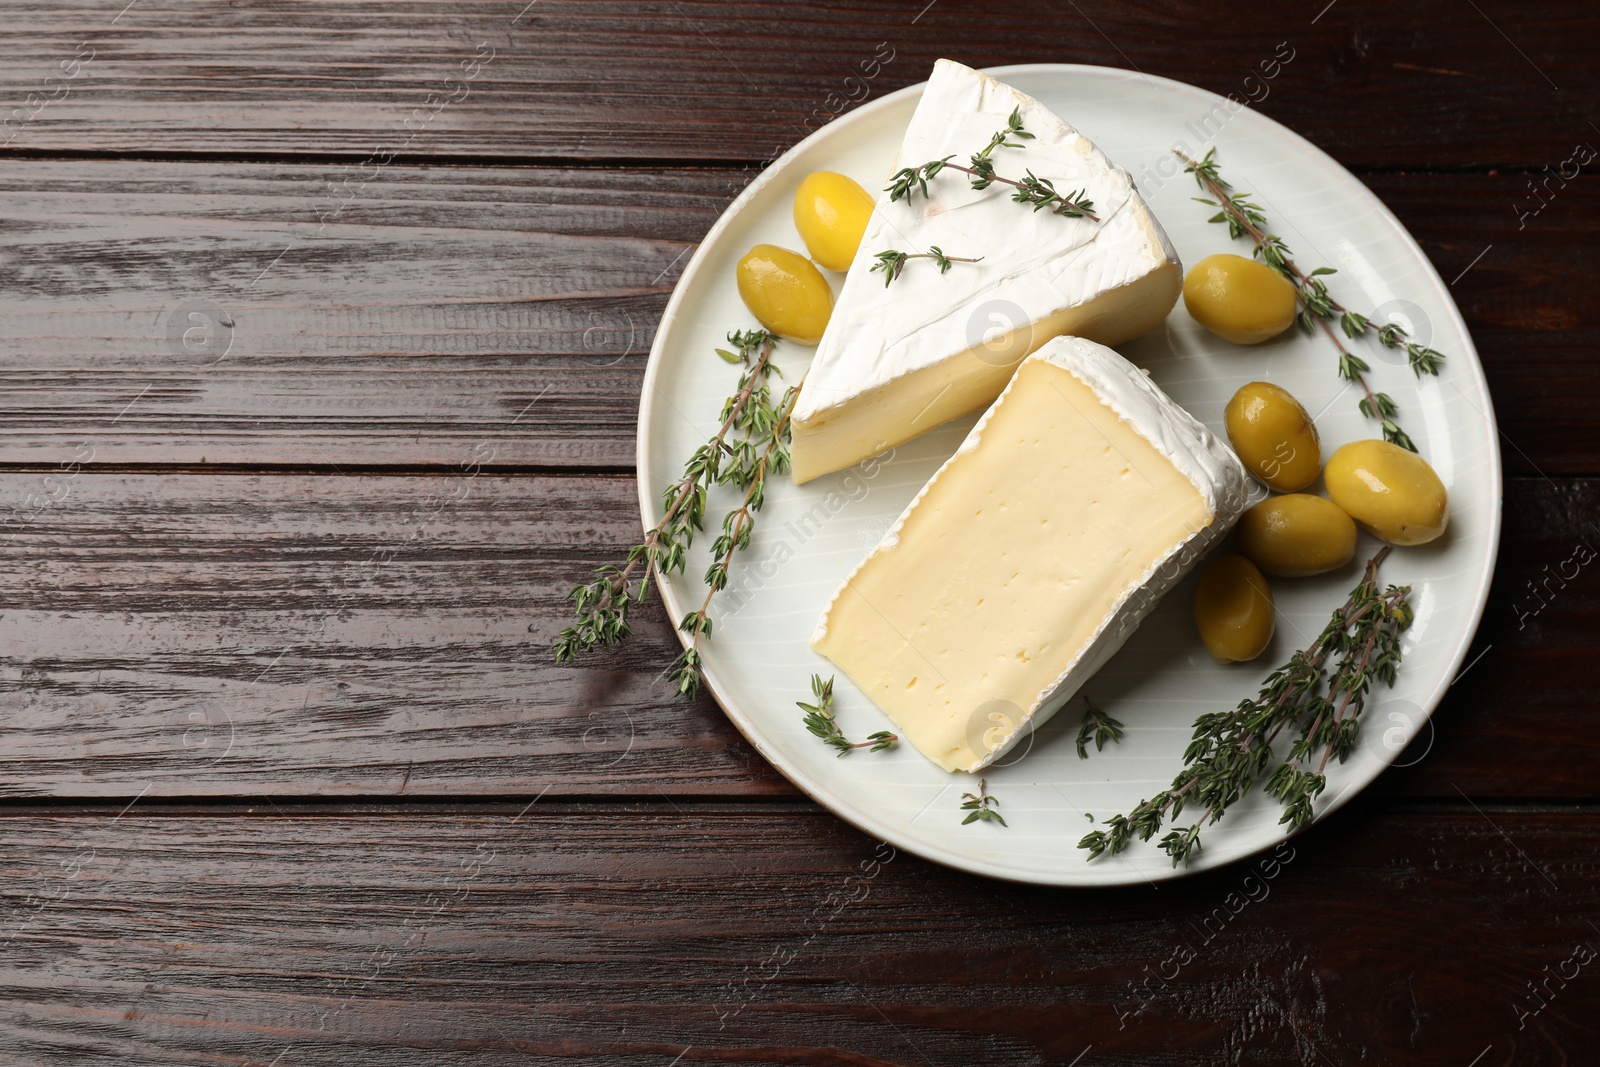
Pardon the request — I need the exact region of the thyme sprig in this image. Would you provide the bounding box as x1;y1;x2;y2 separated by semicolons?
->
970;104;1035;178
1075;697;1126;759
554;328;781;685
960;779;1007;827
1080;548;1413;867
870;246;983;287
1006;170;1097;219
886;107;1099;222
1179;149;1445;452
670;370;803;697
798;674;898;756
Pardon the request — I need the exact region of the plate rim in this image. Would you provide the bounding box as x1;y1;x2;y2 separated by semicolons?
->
634;61;1503;886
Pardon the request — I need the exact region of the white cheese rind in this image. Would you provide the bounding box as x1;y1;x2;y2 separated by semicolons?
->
811;337;1247;773
1035;337;1244;523
996;338;1248;765
790;59;1181;484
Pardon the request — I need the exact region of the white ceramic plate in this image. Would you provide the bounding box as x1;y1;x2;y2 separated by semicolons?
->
637;64;1500;886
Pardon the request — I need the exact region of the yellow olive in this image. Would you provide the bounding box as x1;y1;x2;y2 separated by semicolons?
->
1193;554;1275;664
1324;440;1449;546
735;244;833;345
793;171;874;272
1183;253;1299;345
1236;494;1358;577
1224;381;1323;492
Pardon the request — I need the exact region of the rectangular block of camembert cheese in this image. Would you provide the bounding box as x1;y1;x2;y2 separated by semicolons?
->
811;337;1247;773
789;59;1182;483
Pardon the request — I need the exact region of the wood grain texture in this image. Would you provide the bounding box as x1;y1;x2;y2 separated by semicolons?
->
0;805;1594;1065
1386;475;1599;798
0;5;1591;1065
0;469;1588;800
1377;174;1599;479
0;470;787;797
0;0;1589;167
0;161;1595;473
0;160;727;467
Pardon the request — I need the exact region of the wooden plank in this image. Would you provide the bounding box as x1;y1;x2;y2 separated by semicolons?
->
0;0;1589;167
1375;174;1599;479
0;161;1594;473
0;469;789;798
0;804;1593;1064
0;159;728;468
0;469;1588;800
1382;475;1600;798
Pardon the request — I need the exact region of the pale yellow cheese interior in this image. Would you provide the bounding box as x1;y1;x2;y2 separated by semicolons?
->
811;356;1212;772
790;267;1179;483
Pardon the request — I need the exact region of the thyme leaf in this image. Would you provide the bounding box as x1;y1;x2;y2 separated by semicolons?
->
1075;696;1126;759
960;778;1007;827
1180;148;1447;451
870;246;983;287
555;328;792;701
886;108;1098;221
798;673;898;756
1080;548;1413;867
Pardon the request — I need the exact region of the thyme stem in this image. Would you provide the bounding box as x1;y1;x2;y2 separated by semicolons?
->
1075;697;1126;759
670;376;803;695
1177;149;1445;452
884;107;1099;222
870;246;984;286
1081;547;1413;866
939;162;1100;221
960;779;1006;827
798;673;898;756
554;328;784;689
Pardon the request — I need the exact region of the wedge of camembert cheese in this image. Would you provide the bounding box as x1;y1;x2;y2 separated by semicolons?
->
789;59;1182;484
811;337;1247;773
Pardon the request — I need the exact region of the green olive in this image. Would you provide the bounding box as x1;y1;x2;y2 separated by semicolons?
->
1194;554;1275;664
735;244;833;345
1225;381;1322;492
1183;253;1298;345
1236;494;1358;577
1324;439;1449;546
793;171;874;272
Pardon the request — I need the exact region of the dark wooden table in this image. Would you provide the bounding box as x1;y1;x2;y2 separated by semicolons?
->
0;2;1595;1064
